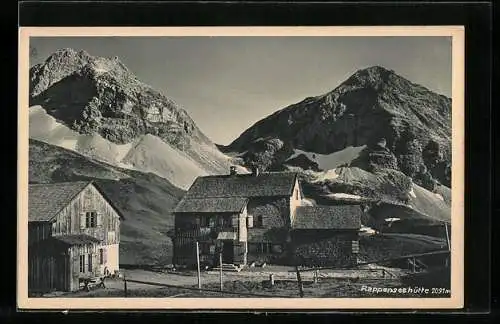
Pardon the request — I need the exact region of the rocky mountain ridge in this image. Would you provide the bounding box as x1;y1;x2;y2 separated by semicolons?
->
224;66;452;192
30;48;211;150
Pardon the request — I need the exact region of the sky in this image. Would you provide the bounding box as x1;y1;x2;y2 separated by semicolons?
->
30;36;452;145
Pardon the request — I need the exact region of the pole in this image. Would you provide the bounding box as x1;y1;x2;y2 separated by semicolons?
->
196;241;201;289
444;223;451;251
269;273;275;287
295;266;304;298
123;276;128;297
219;252;223;291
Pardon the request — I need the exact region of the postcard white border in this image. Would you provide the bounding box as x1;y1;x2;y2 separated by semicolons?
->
17;26;465;310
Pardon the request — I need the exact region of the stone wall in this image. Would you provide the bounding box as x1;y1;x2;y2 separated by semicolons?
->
292;230;358;268
247;196;290;228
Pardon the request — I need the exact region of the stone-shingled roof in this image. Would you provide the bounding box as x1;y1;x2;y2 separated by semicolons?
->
29;181;91;222
293;205;362;230
174;197;249;213
28;181;125;222
183;172;299;199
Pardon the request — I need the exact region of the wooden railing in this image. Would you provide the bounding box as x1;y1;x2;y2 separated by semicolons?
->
174;227;238;248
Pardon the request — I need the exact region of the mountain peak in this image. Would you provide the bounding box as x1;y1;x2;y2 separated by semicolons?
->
360;65;394;74
29;48;216;151
226;65;452;189
44;48;92;64
342;65;397;89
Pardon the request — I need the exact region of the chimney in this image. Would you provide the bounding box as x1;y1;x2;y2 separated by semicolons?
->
229;166;237;176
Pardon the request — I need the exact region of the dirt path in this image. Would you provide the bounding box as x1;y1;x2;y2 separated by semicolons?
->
49;266;406;297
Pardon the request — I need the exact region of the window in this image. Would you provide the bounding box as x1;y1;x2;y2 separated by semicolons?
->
87;254;93;272
255;215;263;228
261;243;272;254
208;216;216;228
85;212;97;228
248;243;259;253
200;216;209;227
222;215;232;228
248;242;275;254
99;249;104;265
79;255;85;273
294;188;299;200
199;243;211;254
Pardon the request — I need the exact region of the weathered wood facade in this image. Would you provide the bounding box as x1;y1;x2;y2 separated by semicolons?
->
28;181;123;293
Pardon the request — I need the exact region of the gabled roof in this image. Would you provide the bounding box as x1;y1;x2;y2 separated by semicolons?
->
182;172;299;200
28;181;125;222
29;181;91;222
174;197;248;213
293;205;362;230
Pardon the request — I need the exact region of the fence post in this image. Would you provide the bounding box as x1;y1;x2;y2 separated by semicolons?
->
123;277;128;297
196;241;201;289
295;266;304;298
269;273;275;287
219;252;223;291
444;223;450;250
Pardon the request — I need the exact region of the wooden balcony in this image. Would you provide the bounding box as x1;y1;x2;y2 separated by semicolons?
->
175;226;237;242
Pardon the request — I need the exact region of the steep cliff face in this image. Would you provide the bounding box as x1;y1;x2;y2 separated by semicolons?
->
30;48;210;149
29;49;243;189
224;66;452;190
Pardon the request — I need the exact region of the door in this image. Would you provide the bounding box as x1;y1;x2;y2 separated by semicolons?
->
222;241;234;264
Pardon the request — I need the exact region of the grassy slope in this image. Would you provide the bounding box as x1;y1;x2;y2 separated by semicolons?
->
359;233;447;263
28;139;185;265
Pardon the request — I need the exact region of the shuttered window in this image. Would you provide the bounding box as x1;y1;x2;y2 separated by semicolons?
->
79;255;85;273
352;240;359;254
231;215;239;227
199;216;208;227
80;213;86;229
85;212;97;228
247;215;254;228
255;215;263;228
248;242;274;254
88;254;93;272
96;213;102;227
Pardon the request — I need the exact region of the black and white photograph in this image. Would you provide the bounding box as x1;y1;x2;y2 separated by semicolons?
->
17;27;464;310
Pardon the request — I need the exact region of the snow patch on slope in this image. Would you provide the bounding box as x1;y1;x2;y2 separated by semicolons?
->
406;183;451;223
30;105;252;189
120;134;212;189
326;192;363;200
286;145;367;170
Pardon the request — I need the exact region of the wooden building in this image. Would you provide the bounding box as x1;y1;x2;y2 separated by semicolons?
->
172;166;363;268
28;181;124;293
